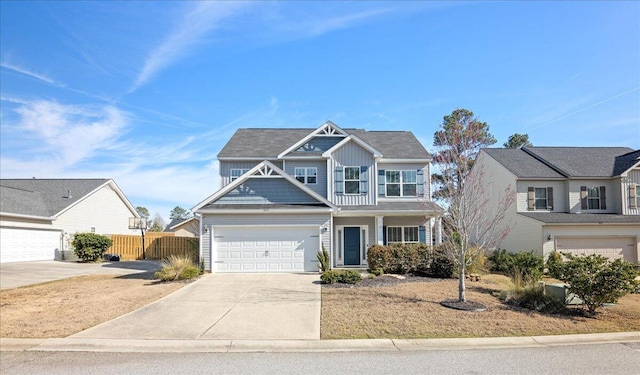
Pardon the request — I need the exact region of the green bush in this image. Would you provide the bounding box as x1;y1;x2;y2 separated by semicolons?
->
317;245;330;273
550;254;640;314
430;253;455;278
465;246;488;275
155;255;201;281
320;269;363;285
366;243;431;274
488;249;512;273
501;283;564;314
71;233;113;262
545;251;564;279
488;249;544;284
370;268;384;276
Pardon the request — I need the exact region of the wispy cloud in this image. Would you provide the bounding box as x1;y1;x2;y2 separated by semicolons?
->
131;1;251;91
0;61;56;85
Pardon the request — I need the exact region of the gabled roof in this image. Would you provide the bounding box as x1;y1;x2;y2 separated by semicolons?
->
322;134;383;158
482;147;637;178
164;217;198;231
217;122;430;160
0;179;138;219
192;160;338;212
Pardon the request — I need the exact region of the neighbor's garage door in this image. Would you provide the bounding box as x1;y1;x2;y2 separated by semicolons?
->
556;237;637;263
213;226;319;272
0;227;60;263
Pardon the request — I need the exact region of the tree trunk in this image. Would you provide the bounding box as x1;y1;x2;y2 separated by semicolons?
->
459;252;466;302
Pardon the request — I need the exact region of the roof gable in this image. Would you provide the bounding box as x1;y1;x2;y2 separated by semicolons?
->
0;179;137;219
322;134;383;158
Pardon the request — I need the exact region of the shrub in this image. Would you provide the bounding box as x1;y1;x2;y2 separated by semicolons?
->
317;245;330;273
367;243;431;274
430;253;455;278
545;251;564;279
155;255;201;281
488;249;544;284
465;247;488;275
550;254;640;314
500;283;564;314
488;249;512;273
320;269;363;284
71;233;113;262
370;268;384;276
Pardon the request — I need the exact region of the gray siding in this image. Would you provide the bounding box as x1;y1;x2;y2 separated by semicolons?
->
284;160;327;198
213;178;318;205
219;161;283;187
624;169;640;215
294;136;343;152
377;162;430;200
329;142;375;205
202;213;330;271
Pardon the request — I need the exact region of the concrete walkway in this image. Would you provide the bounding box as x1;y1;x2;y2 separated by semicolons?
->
71;273;321;340
0;260;161;289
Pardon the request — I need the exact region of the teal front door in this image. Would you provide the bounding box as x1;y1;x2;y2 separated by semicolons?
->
344;227;361;266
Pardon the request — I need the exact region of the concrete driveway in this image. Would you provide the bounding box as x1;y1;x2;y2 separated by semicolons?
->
0;260;161;290
72;273;321;340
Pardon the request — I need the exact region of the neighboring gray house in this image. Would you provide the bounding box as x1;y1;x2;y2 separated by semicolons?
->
193;121;443;272
0;179;139;263
474;147;640;263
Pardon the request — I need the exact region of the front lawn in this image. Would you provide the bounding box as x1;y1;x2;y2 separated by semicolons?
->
321;274;640;339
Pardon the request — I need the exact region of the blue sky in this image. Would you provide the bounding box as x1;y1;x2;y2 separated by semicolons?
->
1;1;639;222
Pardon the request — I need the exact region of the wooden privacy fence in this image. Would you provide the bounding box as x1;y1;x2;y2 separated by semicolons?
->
109;233;199;261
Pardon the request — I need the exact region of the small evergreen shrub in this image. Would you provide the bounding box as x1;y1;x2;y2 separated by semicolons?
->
71;233;113;262
545;251;564;279
488;249;512;273
155;255;201;281
465;246;488;275
370;268;384;276
430;253;455;278
366;243;431;274
488;249;544;284
320;269;363;284
317;245;330;273
500;283;564;314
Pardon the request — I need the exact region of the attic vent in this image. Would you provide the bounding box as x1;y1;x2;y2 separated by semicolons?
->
63;190;72;199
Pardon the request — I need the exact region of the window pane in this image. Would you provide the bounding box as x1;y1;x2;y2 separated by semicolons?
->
637;187;640;207
345;167;360;180
307;168;317;177
403;184;417;197
404;227;419;242
387;227;402;243
587;187;599;198
307;176;317;184
386;171;400;183
535;188;547;199
588;199;600;210
386;184;400;196
402;171;416;183
345;181;360;194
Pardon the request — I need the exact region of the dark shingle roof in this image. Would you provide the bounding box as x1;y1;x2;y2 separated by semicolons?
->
0;179;110;218
483;147;637;178
519;212;640;224
217;127;430;159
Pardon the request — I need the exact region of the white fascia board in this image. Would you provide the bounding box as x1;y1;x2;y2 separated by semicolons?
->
169;217;197;230
217;157;278;161
277;121;348;159
53;179;139;219
620;161;640;177
279;156;328;160
193;160;339;212
379;158;432;163
0;212;56;221
321;135;383;158
198;208;335;214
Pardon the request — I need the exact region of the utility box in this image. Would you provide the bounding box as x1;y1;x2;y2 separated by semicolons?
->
544;283;583;305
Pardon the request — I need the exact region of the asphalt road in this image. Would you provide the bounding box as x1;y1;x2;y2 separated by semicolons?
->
2;342;639;375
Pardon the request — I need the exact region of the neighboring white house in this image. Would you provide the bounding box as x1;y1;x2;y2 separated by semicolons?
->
0;179;139;263
193;121;443;273
474;147;640;263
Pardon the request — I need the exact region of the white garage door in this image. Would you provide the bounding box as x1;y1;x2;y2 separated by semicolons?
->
213;226;319;272
0;227;61;263
556;237;637;263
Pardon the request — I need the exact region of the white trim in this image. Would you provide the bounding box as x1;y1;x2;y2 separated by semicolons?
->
335;224;369;267
321;135;383;158
294;167;318;185
193;160;338;212
343;166;362;195
379;158;432;163
218;157;278;161
386;225;420;244
277;121;348;159
0;212;56;221
169;217;198;230
619;160;640;177
197;208;335;214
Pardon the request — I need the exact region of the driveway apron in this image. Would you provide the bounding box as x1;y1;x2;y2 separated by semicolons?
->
71;273;321;340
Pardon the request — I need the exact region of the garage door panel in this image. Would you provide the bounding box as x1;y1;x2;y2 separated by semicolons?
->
556;237;636;263
0;227;60;263
214;226;319;272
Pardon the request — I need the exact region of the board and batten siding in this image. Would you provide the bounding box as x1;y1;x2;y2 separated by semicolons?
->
219;161;283;187
623;169;640;215
516;180;567;212
201;213;331;271
284;160;328;198
377;162;430;200
328;141;375;206
213;179;318;205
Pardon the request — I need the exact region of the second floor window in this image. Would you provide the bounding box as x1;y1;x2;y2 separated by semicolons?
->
587;187;601;209
535;188;548;209
295;167;317;184
386;170;417;197
344;167;361;194
230;168;250;181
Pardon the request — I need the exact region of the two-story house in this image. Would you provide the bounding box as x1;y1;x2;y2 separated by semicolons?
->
193;121;443;272
475;147;640;263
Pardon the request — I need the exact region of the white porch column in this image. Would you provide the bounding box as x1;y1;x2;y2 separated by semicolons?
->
435;217;443;245
375;216;384;245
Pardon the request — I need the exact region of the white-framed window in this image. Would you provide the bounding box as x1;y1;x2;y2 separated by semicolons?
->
534;188;548;209
344;166;361;194
387;226;419;244
385;170;417;197
230;168;250;181
587;187;600;209
636;186;640;207
294;167;317;184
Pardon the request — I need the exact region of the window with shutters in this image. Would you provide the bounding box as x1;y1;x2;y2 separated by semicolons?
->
387;226;419;244
385;170;417;197
534;188;547;209
587;187;600;209
344;167;361;194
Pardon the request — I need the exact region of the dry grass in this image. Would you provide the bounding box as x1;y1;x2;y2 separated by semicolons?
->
321;274;640;339
0;274;186;338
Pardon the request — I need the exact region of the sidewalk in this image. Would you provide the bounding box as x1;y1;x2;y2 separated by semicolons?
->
2;332;639;353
